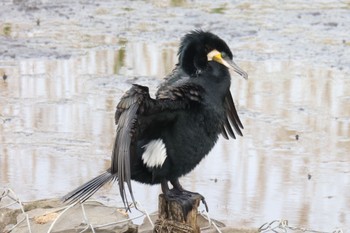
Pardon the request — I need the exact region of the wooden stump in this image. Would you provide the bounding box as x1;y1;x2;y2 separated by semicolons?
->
153;193;202;233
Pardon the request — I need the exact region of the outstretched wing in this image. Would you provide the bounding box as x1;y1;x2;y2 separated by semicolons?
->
112;83;203;210
221;91;244;139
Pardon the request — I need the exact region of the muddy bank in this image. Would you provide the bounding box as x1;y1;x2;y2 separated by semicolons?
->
0;0;349;70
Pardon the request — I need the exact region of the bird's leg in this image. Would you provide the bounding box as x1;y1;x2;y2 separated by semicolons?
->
170;178;208;212
170;178;185;192
161;179;182;197
160;179;199;217
161;179;170;194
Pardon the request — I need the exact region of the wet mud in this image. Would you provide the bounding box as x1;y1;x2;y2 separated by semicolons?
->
0;0;349;231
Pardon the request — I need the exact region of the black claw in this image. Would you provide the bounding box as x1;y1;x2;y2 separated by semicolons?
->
163;189;209;215
182;190;209;212
200;195;209;212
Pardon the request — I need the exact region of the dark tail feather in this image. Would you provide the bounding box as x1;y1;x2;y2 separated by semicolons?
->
62;171;116;204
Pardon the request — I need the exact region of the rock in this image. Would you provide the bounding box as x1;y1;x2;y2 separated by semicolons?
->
0;207;21;232
1;198;137;233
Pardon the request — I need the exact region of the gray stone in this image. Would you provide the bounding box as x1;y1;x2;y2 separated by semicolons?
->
1;199;137;233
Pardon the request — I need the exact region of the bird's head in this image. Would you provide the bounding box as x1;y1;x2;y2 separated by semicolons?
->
178;30;248;79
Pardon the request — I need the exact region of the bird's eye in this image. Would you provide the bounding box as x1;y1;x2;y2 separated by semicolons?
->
204;45;211;53
221;52;227;58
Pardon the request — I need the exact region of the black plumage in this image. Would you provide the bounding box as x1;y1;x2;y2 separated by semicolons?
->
62;30;248;211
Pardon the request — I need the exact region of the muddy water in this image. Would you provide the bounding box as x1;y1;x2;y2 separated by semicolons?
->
1;0;350;231
1;43;349;231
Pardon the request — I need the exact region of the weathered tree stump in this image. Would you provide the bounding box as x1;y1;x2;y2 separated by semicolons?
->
153;193;202;233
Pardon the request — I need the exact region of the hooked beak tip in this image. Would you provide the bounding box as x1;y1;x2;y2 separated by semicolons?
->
240;70;248;80
226;59;248;80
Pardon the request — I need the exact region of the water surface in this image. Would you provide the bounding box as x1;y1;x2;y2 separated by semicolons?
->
0;0;349;231
1;43;349;231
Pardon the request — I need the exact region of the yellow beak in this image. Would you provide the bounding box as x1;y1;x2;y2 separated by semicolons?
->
207;49;248;79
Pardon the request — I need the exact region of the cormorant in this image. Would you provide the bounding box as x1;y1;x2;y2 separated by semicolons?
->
63;30;248;211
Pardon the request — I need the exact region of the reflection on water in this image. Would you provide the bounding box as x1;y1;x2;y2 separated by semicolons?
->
0;42;349;231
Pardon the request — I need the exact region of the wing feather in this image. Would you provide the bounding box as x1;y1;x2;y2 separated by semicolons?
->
112;84;149;210
221;124;229;140
111;83;202;210
222;91;244;139
223;117;236;139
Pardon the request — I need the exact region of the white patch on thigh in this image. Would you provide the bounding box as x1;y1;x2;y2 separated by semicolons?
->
142;139;167;168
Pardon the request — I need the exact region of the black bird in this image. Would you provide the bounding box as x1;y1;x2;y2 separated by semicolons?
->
63;30;248;211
